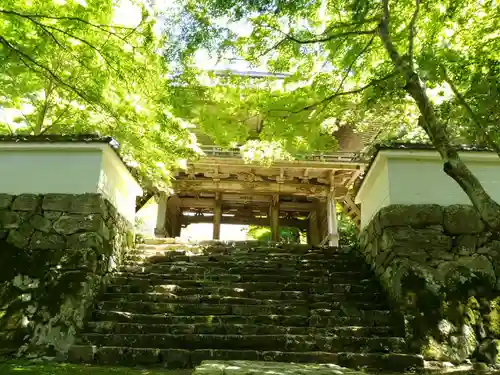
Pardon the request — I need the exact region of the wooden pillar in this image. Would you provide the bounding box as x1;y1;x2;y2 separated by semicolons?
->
154;192;168;237
308;211;320;246
213;193;222;240
326;192;339;246
270;195;280;242
165;195;182;238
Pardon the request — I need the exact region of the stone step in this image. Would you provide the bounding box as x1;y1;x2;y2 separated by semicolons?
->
92;310;396;327
68;345;423;371
121;261;369;275
107;278;377;293
105;283;379;296
92;310;397;327
101;292;385;304
84;321;396;336
78;333;406;353
125;253;362;264
113;271;372;283
95;300;386;316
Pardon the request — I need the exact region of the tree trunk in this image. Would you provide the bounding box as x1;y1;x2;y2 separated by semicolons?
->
378;7;500;230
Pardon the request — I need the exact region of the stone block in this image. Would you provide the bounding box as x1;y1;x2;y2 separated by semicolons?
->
18;221;35;238
0;194;13;209
0;211;21;229
438;255;496;287
7;229;30;248
30;215;52;233
378;204;443;229
42;194;75;211
454;235;477;256
478;339;500;365
53;214;108;238
67;232;103;250
443;205;485;235
68;194;107;215
381;227;451;255
30;231;66;250
44;211;63;220
11;194;40;211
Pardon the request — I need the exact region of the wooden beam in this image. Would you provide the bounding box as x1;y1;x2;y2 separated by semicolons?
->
178;198;315;212
181;215;307;229
173;179;343;197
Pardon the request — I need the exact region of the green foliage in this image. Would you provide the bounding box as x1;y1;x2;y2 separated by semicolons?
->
337;211;359;248
246;225;301;243
165;0;500;153
0;0;198;188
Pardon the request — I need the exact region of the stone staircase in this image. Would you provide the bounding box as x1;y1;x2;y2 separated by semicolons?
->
68;240;423;372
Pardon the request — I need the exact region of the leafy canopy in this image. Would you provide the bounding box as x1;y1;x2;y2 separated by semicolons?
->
0;0;199;189
165;0;500;152
165;0;500;228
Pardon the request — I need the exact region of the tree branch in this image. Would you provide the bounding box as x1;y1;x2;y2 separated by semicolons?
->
0;9;138;31
35;81;54;134
441;66;500;157
408;0;420;69
0;34;119;126
379;0;500;229
263;23;376;44
324;18;379;34
300;70;398;112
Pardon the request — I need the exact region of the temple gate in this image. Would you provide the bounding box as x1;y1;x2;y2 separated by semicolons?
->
155;146;363;245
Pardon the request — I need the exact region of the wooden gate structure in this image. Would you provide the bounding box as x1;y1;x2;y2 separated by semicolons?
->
155;146;364;245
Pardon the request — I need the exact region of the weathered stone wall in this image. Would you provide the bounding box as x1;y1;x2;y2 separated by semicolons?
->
0;193;134;356
359;204;500;365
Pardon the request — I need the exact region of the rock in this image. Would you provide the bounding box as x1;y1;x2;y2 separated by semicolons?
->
0;210;21;229
42;194;75;211
7;229;30;248
30;215;52;233
0;194;13;209
378;204;443;229
444;205;485;235
30;231;65;250
455;235;477;256
381;227;451;254
423;325;477;363
53;214;108;238
433;251;454;261
44;211;62;220
68;194;107;215
478;339;500;365
67;232;103;250
18;221;35;238
478;240;500;258
437;319;457;337
11;194;41;211
438;255;496;288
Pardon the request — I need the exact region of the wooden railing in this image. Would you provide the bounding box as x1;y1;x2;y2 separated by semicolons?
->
199;145;364;163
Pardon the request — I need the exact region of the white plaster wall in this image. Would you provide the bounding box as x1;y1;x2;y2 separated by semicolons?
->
0;143;142;223
0;148;102;194
387;157;500;205
357;161;390;228
98;147;142;223
356;149;500;229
